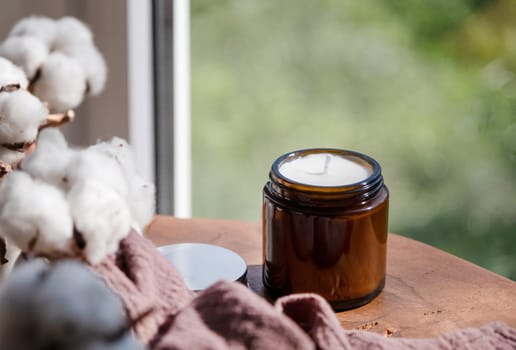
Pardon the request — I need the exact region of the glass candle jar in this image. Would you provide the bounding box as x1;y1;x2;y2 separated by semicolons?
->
262;148;389;310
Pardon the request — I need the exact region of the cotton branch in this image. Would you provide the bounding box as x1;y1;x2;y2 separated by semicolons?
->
39;109;75;130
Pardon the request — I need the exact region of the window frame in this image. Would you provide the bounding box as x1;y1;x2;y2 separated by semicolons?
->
128;0;192;217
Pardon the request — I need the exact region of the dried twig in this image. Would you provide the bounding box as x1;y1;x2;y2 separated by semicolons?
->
1;141;33;152
73;227;87;251
0;237;8;265
0;84;21;93
39;110;76;131
0;160;12;178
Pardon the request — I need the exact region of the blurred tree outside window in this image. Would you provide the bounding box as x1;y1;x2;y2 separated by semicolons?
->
191;0;516;279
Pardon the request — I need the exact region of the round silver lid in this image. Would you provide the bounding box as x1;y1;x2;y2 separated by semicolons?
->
159;243;248;291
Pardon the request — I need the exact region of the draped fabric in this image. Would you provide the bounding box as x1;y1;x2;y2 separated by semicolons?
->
93;232;516;350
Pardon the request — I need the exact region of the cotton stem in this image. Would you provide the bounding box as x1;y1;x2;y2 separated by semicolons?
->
39;110;75;130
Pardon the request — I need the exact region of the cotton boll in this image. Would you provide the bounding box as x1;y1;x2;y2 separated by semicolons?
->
9;16;57;49
21;129;78;188
0;171;73;256
34;127;68;150
0;259;48;349
31;52;87;112
68;180;131;264
89;138;155;231
128;175;156;232
36;261;126;343
62;44;107;96
0;147;25;165
0;35;49;80
0;90;48;144
0;57;28;90
67;147;129;197
90;137;135;175
0;258;47;307
53;16;93;51
0;260;141;350
24;150;77;182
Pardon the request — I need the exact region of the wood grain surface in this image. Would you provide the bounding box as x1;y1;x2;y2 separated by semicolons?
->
145;215;516;338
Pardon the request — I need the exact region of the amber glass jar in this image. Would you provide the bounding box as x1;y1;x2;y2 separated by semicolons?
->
262;148;389;310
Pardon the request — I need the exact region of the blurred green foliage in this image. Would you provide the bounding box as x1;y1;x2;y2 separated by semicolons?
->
191;0;516;279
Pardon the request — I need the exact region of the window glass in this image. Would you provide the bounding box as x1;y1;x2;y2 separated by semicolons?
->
191;0;516;279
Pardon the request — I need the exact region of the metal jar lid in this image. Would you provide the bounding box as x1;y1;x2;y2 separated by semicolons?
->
159;243;248;292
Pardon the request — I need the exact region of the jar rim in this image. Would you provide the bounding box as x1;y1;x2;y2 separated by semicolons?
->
270;148;382;194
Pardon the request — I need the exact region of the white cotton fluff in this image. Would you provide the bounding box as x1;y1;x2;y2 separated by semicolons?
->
0;260;144;350
0;90;48;144
67;147;129;197
34;126;68;149
21;128;77;188
128;175;156;232
53;17;94;51
31;52;87;112
0;172;73;256
62;44;107;96
68;181;131;264
0;57;28;90
0;35;49;80
89;138;155;231
90;137;135;175
0;132;155;264
9;16;57;49
0;147;25;165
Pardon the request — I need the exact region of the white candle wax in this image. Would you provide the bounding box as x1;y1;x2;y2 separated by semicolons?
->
278;153;371;186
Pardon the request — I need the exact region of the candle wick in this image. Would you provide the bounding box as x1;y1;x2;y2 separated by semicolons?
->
304;155;332;175
323;155;331;174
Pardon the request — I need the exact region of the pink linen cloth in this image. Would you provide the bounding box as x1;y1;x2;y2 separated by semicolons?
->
92;232;516;350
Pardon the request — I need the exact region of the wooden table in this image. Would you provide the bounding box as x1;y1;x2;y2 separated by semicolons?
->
145;215;516;338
